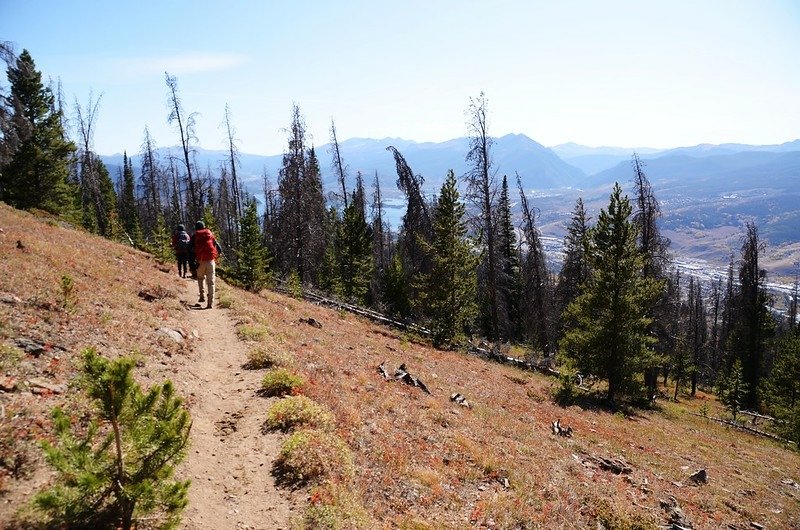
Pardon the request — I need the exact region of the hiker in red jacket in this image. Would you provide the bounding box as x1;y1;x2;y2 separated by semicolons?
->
192;221;221;309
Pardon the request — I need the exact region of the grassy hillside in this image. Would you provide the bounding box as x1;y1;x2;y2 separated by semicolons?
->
0;202;798;529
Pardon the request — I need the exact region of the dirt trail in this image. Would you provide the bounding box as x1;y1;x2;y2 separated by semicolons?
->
175;280;297;530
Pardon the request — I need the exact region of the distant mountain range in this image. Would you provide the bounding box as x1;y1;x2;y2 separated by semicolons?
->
102;133;585;196
100;134;800;277
551;139;800;176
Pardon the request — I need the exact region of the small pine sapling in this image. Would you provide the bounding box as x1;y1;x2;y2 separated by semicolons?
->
59;275;74;312
718;358;748;423
32;348;192;530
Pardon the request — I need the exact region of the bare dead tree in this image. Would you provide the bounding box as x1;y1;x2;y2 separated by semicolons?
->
0;42;20;174
631;153;671;394
165;72;200;220
329;119;348;208
75;92;109;233
517;173;551;353
386;145;432;287
223;104;242;223
167;156;183;228
262;169;277;250
465;92;500;340
138;127;162;233
371;170;387;274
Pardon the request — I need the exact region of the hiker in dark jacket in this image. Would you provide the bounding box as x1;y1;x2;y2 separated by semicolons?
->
193;221;221;309
170;224;191;278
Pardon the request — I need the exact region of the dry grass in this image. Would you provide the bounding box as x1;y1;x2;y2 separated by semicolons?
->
222;273;800;528
264;395;335;432
1;202;799;529
243;345;294;370
0;203;191;523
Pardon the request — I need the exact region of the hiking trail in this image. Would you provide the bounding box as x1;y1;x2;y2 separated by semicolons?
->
174;280;297;530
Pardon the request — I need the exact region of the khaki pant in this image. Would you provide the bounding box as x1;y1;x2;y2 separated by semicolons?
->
197;260;216;304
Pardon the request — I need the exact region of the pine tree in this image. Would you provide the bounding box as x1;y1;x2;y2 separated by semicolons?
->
497;175;520;338
334;195;374;305
384;253;411;318
0;49;75;214
556;198;590;336
370;171;389;305
729;222;775;407
118;152;140;239
275;106;326;285
718;358;748;422
688;276;708;395
560;183;663;404
234;199;272;291
149;214;174;263
139;127;162;235
763;330;800;443
34;348;190;530
416;170;478;346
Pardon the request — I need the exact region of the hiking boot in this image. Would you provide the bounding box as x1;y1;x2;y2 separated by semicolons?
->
206;303;213;309
198;296;205;304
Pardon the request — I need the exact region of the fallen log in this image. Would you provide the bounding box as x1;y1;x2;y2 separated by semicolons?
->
273;283;432;336
376;362;431;394
591;455;632;474
687;412;795;445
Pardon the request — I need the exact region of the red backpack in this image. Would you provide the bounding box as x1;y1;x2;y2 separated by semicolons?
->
193;229;218;261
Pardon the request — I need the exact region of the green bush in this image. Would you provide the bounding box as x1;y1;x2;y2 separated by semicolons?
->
260;369;305;397
273;429;354;487
265;396;334;432
31;348;191;530
553;361;578;405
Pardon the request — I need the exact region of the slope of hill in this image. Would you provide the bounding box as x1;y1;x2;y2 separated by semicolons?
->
1;203;799;529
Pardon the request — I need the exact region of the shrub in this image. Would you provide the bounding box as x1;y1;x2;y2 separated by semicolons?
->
31;348;191;530
260;369;305;397
553;361;578;405
264;396;334;432
244;346;293;370
301;481;370;529
273;429;354;487
217;292;234;309
287;269;303;299
237;324;269;342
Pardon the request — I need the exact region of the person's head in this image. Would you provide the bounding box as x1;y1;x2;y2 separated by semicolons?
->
177;224;185;231
195;221;205;230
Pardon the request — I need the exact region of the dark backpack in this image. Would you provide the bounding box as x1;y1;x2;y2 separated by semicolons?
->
177;231;191;252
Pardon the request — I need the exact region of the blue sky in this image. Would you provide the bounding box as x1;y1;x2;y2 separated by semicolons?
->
2;0;799;156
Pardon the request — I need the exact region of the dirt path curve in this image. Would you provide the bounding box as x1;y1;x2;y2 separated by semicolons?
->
175;280;297;530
